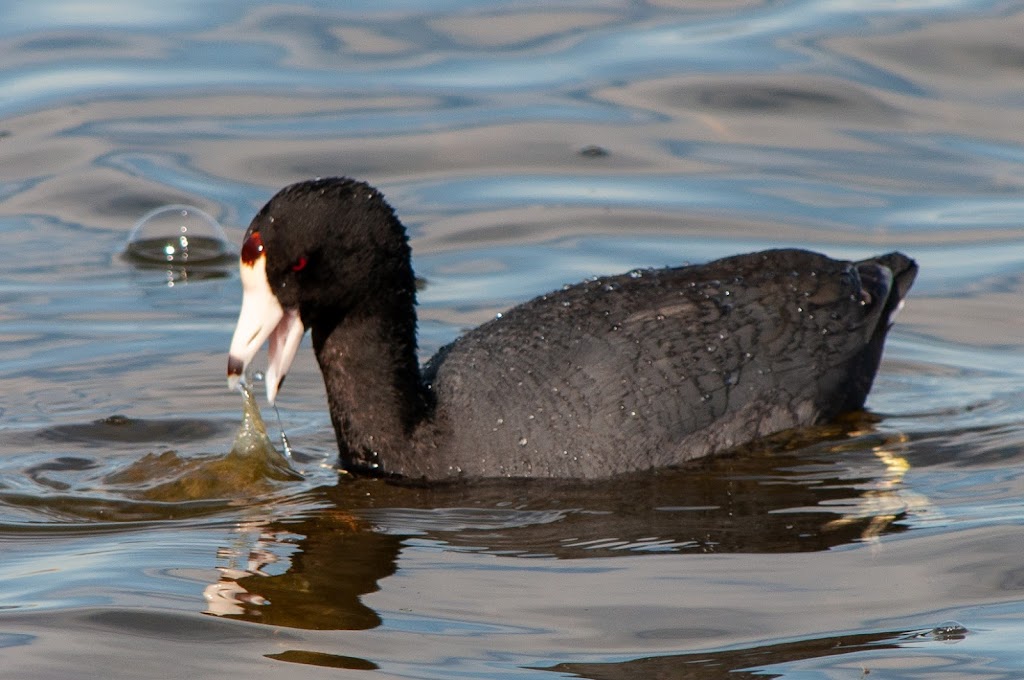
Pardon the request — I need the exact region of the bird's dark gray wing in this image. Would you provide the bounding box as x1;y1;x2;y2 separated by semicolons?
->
420;249;911;479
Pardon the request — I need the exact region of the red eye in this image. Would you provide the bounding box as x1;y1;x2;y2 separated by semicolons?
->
291;256;308;272
240;231;264;266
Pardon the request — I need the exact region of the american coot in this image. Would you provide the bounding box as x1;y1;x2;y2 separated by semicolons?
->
228;177;917;480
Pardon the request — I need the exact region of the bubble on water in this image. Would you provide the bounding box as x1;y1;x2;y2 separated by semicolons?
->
125;204;233;263
930;621;969;642
124;204;234;271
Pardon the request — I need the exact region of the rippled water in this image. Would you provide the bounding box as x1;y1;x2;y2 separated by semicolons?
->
3;1;1024;678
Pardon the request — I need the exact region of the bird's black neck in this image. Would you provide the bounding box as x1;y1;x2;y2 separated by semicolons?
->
311;305;427;477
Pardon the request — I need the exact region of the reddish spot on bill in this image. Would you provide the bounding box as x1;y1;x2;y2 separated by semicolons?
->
241;231;264;266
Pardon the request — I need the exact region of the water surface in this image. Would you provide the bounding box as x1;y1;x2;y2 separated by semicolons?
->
3;1;1024;678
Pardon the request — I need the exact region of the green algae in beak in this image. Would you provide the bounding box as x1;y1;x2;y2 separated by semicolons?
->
106;384;302;503
227;382;302;481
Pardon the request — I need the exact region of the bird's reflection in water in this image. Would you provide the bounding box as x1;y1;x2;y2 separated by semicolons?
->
204;415;927;631
204;520;275;616
205;509;390;629
822;430;934;543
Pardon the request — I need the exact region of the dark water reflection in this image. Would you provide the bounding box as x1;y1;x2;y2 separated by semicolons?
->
542;629;906;680
4;0;1024;678
162;418;929;637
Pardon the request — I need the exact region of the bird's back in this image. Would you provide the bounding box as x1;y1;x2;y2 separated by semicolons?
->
417;249;915;479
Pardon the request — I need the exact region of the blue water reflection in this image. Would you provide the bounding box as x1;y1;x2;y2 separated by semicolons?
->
0;0;1005;118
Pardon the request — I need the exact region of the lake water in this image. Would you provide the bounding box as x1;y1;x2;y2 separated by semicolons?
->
3;1;1024;678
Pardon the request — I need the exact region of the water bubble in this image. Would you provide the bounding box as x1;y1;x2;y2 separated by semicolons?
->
123;205;234;285
930;621;968;642
125;205;232;265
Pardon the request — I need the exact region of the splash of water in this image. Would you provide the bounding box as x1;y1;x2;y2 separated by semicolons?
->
229;383;301;481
